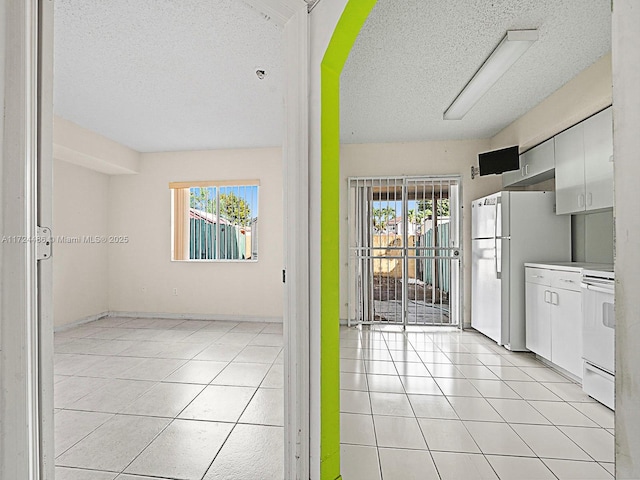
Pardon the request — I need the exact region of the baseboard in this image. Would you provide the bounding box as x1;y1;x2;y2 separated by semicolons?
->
536;355;582;384
54;310;282;332
107;311;283;324
54;311;110;332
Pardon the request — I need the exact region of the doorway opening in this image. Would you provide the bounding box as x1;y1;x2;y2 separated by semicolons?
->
348;175;462;328
46;2;295;479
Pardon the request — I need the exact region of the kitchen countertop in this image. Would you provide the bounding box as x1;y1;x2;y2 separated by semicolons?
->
524;262;614;273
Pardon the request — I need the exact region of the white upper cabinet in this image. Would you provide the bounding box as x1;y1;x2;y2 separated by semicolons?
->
583;108;614;211
555;107;613;215
555;121;585;214
502;139;555;188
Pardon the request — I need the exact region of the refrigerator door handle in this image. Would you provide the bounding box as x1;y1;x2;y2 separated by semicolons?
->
494;201;499;240
495;196;502;238
494;240;498;278
494;196;502;279
495;238;502;279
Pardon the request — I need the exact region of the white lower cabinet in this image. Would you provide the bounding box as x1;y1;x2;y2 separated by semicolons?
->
525;267;583;379
549;286;582;377
525;281;551;359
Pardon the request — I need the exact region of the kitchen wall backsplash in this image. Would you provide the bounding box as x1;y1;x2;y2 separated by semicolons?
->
572;209;614;264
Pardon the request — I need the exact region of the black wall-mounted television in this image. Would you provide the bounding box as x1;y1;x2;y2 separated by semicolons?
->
478;146;520;176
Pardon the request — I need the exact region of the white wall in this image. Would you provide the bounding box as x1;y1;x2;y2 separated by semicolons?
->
0;0;6;456
53;160;110;327
491;53;612;152
51;126;284;325
0;0;5;346
571;211;615;264
612;1;640;477
107;148;283;320
53;116;140;175
51;116;138;328
340;140;502;327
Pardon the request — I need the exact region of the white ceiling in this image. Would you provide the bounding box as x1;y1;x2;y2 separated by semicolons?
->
54;1;611;152
341;0;611;144
53;0;284;153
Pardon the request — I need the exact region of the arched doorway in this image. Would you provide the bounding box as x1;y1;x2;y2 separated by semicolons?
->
319;2;378;478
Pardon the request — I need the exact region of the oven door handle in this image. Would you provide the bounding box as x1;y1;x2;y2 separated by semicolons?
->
580;283;615;295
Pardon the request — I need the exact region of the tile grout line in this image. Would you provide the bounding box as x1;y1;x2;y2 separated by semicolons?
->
53;410;117;461
340;325;615;479
361;326;384;479
387;328;444;480
54;319;284;478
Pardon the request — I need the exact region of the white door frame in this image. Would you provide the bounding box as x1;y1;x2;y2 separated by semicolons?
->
347;175;463;328
243;2;311;477
1;0;54;479
276;2;311;478
284;11;312;480
1;0;310;478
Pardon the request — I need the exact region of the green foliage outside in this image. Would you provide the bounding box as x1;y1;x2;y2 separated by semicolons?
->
220;193;252;226
190;189;215;213
372;206;396;232
190;189;252;226
408;199;450;225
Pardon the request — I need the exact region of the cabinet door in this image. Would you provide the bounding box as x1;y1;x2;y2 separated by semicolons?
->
583;108;614;211
555;124;585;215
525;282;551;360
522;139;555;180
550;288;583;378
502;140;555;188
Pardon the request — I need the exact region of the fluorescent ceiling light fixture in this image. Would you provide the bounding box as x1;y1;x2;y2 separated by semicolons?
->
443;29;538;120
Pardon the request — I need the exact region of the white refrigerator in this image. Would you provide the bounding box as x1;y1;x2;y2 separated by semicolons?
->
471;191;571;351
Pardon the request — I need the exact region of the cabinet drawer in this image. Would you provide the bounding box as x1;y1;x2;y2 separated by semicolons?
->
525;267;551;286
550;270;582;292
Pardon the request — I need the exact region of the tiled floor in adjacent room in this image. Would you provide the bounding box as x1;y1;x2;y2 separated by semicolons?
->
54;317;284;480
340;325;615;480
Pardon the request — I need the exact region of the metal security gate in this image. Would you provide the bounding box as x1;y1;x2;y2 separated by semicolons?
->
347;176;462;327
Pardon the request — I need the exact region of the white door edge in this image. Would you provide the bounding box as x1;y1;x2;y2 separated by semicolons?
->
0;1;54;478
2;1;311;479
282;3;311;479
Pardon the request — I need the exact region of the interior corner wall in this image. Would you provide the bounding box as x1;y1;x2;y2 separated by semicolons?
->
613;0;640;477
53;159;110;327
571;211;615;264
340;139;501;328
107;148;283;321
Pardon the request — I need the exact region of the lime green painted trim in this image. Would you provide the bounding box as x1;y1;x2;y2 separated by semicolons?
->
320;1;377;479
320;65;341;479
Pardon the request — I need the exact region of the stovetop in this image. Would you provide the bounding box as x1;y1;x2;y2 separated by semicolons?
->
582;267;615;281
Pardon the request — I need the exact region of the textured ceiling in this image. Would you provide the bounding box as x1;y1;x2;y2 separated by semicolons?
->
54;0;611;152
54;0;283;152
341;0;611;144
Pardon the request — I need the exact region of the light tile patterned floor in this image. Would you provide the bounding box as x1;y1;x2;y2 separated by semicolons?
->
340;326;615;480
54;317;284;480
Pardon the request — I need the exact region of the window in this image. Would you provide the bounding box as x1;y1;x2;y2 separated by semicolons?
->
170;180;259;261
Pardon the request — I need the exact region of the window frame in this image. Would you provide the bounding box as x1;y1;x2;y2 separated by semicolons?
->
170;179;260;263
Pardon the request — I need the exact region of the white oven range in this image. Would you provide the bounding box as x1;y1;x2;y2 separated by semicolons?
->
581;268;615;410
